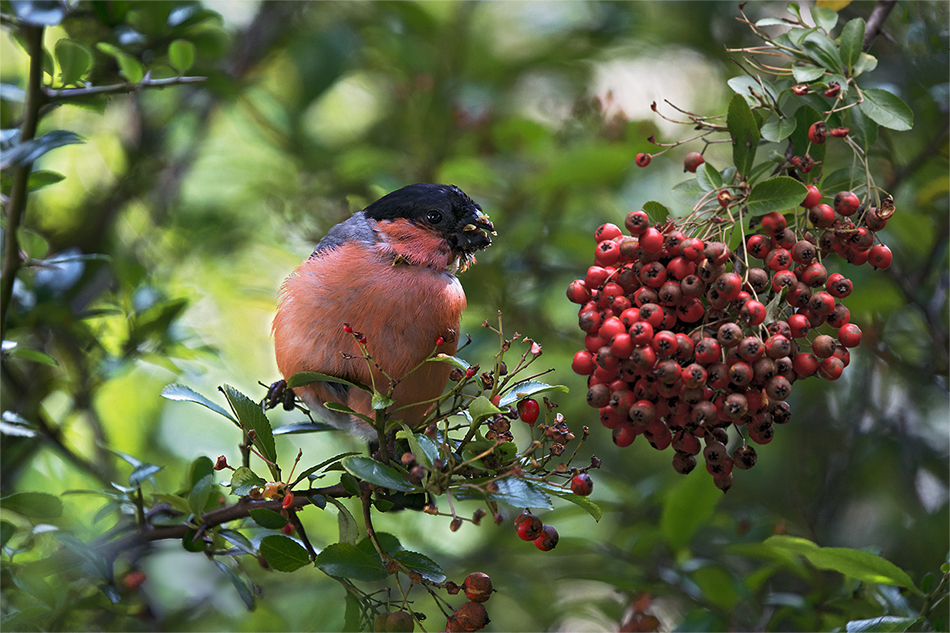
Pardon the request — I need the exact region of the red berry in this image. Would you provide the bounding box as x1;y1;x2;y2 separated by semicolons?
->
684;152;705;173
281;522;294;535
612;423;637;447
838;323;862;348
635;152;652;167
518;399;541;424
793;352;819;377
595;223;623;242
584;266;611;289
740;300;767;326
747;234;772;259
802;184;822;209
808;204;836;228
594;240;621;266
625;210;649;235
463;572;494;603
868;244;892;269
515;512;543;541
834;191;861;216
566;280;591;304
571;350;595;375
818;356;845;380
533;525;559;551
761;211;787;236
639;227;664;254
808;120;826;144
788;313;811;338
570;473;594;496
766;248;792;272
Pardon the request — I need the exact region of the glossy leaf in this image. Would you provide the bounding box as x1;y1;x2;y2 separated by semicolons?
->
222;385;278;478
54;532;110;579
845;617;919;633
849;100;879;150
259;535;311;572
696;162;722;191
467;395;501;424
26;169;66;191
0;521;16;548
187;474;214;516
128;463;162;488
229;466;266;496
642;200;670;225
859;88;914;131
728;75;777;105
286;370;369;391
791;64;826;83
10;347;57;366
727;93;759;178
485;476;553;510
802;31;843;73
398;424;440;469
811;6;838;32
760;117;797;143
272;422;336;435
0;492;63;519
342;456;415;493
803;547;919;591
394;550;445;583
314;542;388;581
326;497;359;545
161;384;237;423
498;380;568;408
535;481;603;521
248;508;288;530
218;529;257;556
54;39;93;86
745;176;809;217
839;18;866;69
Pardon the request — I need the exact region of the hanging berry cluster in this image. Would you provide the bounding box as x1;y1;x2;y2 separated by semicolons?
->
567;186;893;491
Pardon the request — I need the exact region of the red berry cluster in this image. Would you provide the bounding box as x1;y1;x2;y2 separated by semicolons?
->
514;511;559;551
567;188;893;491
444;572;494;632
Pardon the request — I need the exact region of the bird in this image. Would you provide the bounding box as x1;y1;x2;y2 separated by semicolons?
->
272;183;494;436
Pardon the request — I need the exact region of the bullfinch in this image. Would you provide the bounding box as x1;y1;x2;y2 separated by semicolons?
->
272;183;494;436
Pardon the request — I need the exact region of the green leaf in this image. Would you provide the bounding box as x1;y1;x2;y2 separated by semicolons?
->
260;535;311;572
344;592;362;632
660;473;720;551
764;534;820;554
128;463;162;488
852;52;878;77
218;529;257;556
428;354;471;371
229;466;266;496
695;162;723;191
485;477;553;510
291;451;361;487
803;547;919;591
222;385;278;479
498;381;569;408
326;497;359;544
187;474;215;516
760;117;797;143
839;18;866;69
150;492;191;514
168;39;195;73
728;75;777;105
95;43;143;83
342;456;415;493
791;64;826;83
394;550;445;583
642;201;670;225
745;176;808;217
692;565;739;610
248;508;288;529
54;39;93;86
213;560;255;610
0;492;63;519
849;100;879;150
189;455;214;488
786;1;803;22
534;481;602;521
0;130;83;170
26;169;65;191
17;227;48;259
315;542;388;581
791;105;825;164
727;93;760;178
802;31;844;73
845;617;919;633
286;370;370;392
10;347;57;366
54;532;111;579
1;521;16;547
371;391;395;410
161;384;237;423
811;6;838;32
858;88;914;131
397;424;440;469
467;395;501;424
357;532;403;559
272;422;336;435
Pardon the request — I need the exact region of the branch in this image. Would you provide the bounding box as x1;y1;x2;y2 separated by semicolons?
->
1;24;44;341
43;74;207;102
863;0;897;51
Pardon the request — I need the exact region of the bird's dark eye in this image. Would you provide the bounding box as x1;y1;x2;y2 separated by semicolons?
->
426;211;443;224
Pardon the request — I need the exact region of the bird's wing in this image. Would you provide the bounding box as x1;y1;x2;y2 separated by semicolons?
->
311;211;376;257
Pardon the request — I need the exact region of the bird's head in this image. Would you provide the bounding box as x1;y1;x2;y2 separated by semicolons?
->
364;183;495;271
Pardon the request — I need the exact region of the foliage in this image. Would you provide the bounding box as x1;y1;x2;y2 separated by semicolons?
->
1;1;947;632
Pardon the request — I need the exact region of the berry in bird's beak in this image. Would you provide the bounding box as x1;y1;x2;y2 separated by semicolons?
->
454;213;494;254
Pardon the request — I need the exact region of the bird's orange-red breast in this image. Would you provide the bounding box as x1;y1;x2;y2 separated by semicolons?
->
273;184;493;435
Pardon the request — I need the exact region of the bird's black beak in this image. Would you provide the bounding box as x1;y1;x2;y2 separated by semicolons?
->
454;211;495;253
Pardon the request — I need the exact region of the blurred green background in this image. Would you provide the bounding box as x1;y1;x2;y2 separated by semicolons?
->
1;1;947;631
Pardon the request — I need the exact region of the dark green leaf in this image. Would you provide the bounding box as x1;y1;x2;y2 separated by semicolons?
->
728;75;777;105
802;31;843;73
357;532;403;559
485;477;553;510
811;6;838;32
791;105;825;164
745;176;808;217
10;0;66;26
1;521;16;547
229;466;266;496
292;451;361;487
803;547;919;591
187;474;214;516
371;391;395;410
760;117;797;143
249;508;288;529
260;535;310;572
218;529;257;556
161;384;237;423
214;560;255;610
315;542;387;581
849;101;878;150
168;39;195;73
150;492;191;514
189;455;215;488
858;88;914;131
54;39;93;85
695;162;722;191
498;381;569;408
394;550;445;583
791;64;826;83
0;130;83;170
642;200;670;225
920;573;935;594
26;169;66;191
54;532;111;579
344;592;361;631
272;422;336;435
660;473;721;551
286;371;370;391
845;617;919;632
326;497;359;544
181;528;206;552
342;456;415;493
0;492;63;519
786;1;803;22
222;385;278;479
397;425;440;469
727;93;760;178
534;481;602;521
129;463;162;488
821;167;867;196
467;395;501;424
839;18;866;69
